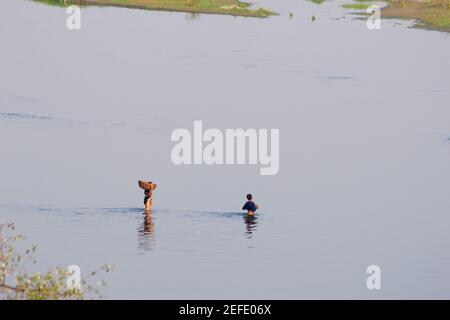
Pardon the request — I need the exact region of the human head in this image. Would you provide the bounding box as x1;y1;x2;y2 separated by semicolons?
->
246;194;253;201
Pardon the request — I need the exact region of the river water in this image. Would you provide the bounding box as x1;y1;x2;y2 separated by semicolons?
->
1;0;450;299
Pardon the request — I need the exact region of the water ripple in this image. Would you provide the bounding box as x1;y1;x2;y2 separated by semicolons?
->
0;111;52;120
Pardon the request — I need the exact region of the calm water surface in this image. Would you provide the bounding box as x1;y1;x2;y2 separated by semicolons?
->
1;0;450;298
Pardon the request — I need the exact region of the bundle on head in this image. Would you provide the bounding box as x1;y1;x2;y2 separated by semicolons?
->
138;180;157;191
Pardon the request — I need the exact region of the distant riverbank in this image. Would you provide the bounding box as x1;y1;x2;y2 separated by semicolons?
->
382;0;450;32
341;0;450;32
33;0;277;18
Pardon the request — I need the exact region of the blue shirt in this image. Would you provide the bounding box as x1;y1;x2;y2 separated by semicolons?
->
243;201;257;212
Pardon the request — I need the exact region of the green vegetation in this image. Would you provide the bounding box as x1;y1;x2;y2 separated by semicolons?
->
342;2;372;9
354;0;389;2
34;0;67;6
33;0;277;18
382;0;450;31
0;222;111;300
340;0;449;32
308;0;326;5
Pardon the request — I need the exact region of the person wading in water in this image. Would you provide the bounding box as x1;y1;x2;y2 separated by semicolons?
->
139;180;157;215
242;193;259;216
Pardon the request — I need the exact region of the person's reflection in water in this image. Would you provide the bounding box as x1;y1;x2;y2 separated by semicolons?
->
243;214;258;239
137;214;155;252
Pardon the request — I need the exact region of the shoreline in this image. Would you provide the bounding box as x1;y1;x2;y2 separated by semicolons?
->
33;0;277;18
341;0;449;32
381;0;450;32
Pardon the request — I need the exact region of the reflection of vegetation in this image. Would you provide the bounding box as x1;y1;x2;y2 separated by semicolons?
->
32;0;277;18
185;12;201;20
0;222;112;300
382;0;450;31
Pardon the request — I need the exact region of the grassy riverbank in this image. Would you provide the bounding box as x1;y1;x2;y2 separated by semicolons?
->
382;0;450;32
33;0;276;17
342;0;450;32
